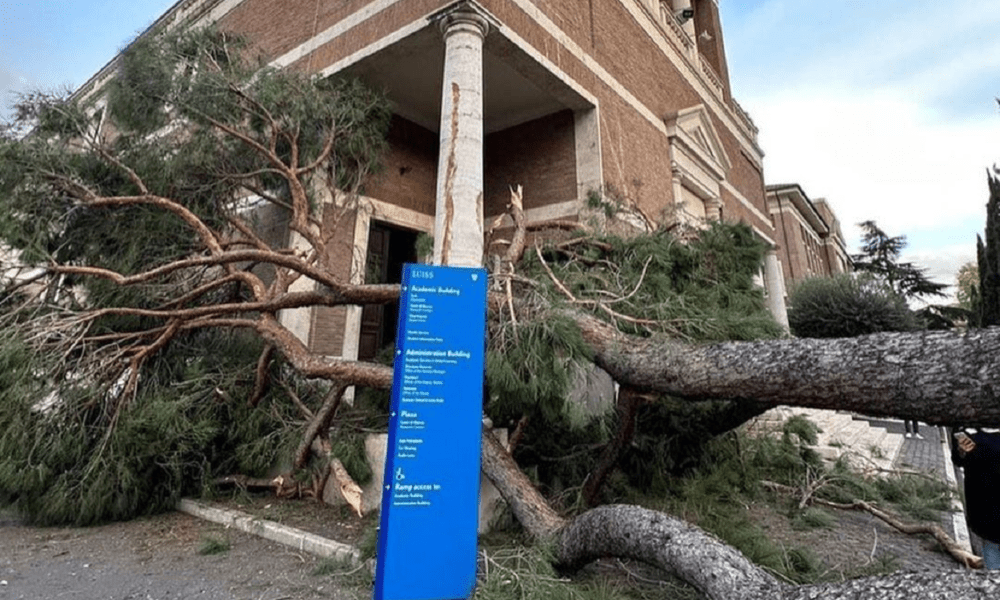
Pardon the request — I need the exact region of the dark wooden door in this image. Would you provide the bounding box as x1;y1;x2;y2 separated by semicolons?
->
358;225;390;361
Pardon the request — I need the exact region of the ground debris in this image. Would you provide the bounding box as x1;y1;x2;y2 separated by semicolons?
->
780;569;1000;599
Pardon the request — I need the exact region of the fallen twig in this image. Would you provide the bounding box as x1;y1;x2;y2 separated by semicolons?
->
762;480;982;569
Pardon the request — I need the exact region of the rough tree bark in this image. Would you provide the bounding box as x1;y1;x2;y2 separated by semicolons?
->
472;321;1000;600
575;313;1000;427
480;425;1000;600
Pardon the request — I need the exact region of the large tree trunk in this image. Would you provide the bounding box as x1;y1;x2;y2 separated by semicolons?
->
576;314;1000;427
445;320;1000;598
481;429;1000;600
477;317;1000;599
555;504;782;599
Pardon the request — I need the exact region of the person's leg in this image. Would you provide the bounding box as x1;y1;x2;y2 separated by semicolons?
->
913;421;923;440
982;539;1000;569
905;420;914;438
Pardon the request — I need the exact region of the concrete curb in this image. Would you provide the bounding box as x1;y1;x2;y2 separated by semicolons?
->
939;431;973;554
177;498;361;566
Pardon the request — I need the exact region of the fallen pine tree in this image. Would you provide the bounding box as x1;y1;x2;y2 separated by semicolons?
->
3;29;1000;599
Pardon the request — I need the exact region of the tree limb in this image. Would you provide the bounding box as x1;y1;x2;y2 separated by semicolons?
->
572;313;1000;427
249;343;275;408
582;386;644;506
762;480;982;569
293;383;347;470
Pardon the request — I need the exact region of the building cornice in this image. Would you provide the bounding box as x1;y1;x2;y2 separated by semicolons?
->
766;184;830;237
623;0;763;160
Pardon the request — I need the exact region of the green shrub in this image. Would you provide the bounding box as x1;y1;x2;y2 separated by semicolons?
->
787;274;917;338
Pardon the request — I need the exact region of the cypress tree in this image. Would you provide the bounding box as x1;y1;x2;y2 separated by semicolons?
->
976;172;1000;327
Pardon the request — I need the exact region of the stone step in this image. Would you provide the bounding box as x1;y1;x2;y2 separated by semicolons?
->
818;419;868;449
750;408;906;475
873;431;905;467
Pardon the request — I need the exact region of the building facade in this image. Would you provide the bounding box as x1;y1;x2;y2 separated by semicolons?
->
766;183;851;294
74;0;788;359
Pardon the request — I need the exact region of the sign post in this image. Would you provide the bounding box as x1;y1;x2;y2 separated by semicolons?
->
373;263;487;600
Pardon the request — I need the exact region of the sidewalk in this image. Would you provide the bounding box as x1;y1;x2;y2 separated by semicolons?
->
752;407;972;553
852;417;971;553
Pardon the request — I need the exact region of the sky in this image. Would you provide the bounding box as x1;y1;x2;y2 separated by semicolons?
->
3;0;998;295
718;0;1000;295
1;1;176;102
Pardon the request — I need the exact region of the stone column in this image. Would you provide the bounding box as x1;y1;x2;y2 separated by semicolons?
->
705;197;722;222
670;161;686;226
764;248;789;331
432;6;489;267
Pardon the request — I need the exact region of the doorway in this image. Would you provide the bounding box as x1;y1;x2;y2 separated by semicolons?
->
358;221;418;361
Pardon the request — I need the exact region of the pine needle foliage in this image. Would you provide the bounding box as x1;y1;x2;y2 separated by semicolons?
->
485;221;783;495
630;417;951;585
198;535;231;555
0;26;390;304
487;314;591;427
851;221;948;301
0;326;315;525
0;26;392;525
635;422;827;584
513;222;782;342
473;540;706;600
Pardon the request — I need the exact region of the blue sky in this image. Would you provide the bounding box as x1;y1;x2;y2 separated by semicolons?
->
1;1;176;101
4;0;998;293
719;0;1000;293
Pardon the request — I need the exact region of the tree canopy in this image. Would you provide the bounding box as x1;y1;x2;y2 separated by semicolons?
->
974;171;1000;327
0;25;786;526
0;27;395;523
786;273;917;338
851;220;948;301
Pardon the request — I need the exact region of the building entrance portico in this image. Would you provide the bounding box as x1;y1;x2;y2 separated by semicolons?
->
312;0;604;361
330;0;602;239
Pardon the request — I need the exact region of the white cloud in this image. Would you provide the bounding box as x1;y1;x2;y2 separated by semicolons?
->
750;89;1000;240
904;243;976;292
723;1;1000;288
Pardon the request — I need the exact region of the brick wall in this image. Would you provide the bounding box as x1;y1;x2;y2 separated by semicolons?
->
218;0;447;67
364;116;438;217
484;109;577;217
480;0;766;234
213;0;769;238
282;0;447;74
693;0;730;100
600;95;675;224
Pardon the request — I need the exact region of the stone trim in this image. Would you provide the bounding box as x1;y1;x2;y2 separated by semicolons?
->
341;196;435;365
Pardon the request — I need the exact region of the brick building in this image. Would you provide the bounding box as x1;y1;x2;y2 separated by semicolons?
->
766;183;851;294
74;0;790;359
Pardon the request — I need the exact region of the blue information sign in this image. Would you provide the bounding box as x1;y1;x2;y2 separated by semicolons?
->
373;264;487;600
